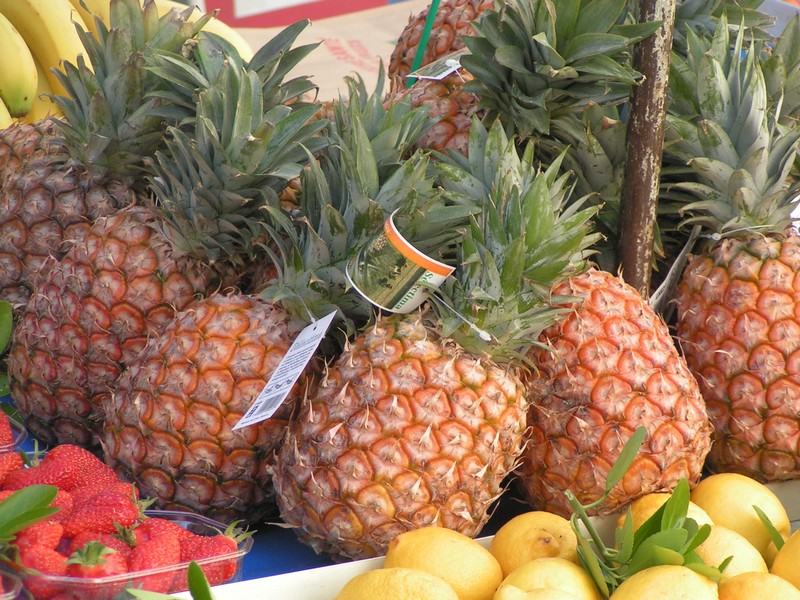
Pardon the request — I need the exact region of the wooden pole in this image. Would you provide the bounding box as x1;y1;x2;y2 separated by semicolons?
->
617;0;676;297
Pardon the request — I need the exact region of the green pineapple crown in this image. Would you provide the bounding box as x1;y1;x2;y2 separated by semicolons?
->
762;13;800;126
459;0;659;139
664;12;800;239
671;0;774;57
51;0;215;186
145;19;321;126
259;70;476;337
145;38;328;270
431;119;600;362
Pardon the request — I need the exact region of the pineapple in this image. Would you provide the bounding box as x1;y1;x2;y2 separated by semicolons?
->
101;292;307;524
519;268;713;517
8;26;325;450
459;0;658;139
669;17;800;480
391;71;480;156
0;120;58;185
0;0;216;306
272;120;598;560
388;0;494;80
98;73;443;522
387;0;656;156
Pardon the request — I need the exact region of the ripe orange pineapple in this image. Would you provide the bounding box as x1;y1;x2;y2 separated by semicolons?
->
391;71;480;155
101;73;448;522
388;0;493;80
519;269;713;517
0;1;215;306
9;205;220;447
101;293;305;523
273;122;598;560
9;25;325;449
668;17;800;480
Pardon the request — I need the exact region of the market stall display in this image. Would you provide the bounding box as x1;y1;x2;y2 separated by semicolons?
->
1;0;800;598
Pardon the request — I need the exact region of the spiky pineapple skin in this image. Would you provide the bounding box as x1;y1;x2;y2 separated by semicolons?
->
520;269;712;517
7;205;219;449
101;293;303;524
676;232;800;481
0;122;130;305
389;0;494;79
273;312;527;561
0;120;57;183
390;71;480;156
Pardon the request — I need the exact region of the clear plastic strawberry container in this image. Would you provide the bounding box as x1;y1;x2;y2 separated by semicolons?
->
17;509;253;599
0;568;22;600
0;415;27;453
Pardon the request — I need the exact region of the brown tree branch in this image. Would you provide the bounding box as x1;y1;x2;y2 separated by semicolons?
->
617;0;676;298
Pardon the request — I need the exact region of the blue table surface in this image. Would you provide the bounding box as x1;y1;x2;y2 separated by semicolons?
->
241;490;530;582
4;398;531;584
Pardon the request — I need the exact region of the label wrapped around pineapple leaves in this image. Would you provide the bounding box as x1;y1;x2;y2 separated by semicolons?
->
346;211;454;314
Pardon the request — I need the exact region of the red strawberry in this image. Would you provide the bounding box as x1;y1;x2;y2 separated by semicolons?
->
179;527;245;586
48;490;74;523
70;481;138;508
15;520;64;551
42;445;119;491
0;411;14;447
0;451;23;487
133;517;193;545
66;540;128;578
61;492;139;538
128;534;181;593
17;544;68;599
4;444;117;491
66;530;134;557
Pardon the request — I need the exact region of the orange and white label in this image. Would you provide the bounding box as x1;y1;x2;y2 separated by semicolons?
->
347;212;454;313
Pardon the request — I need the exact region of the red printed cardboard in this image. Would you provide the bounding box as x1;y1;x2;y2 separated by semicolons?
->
199;0;410;27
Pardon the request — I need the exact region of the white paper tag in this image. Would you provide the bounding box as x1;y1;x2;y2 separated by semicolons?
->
408;49;468;81
232;311;337;431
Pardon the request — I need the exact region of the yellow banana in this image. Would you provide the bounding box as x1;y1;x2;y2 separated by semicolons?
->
0;0;90;98
68;0;111;40
20;57;62;123
0;99;12;129
0;12;38;117
150;0;254;61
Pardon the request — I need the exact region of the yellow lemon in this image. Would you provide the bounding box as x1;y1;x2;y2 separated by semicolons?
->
384;526;503;600
718;572;800;600
490;511;579;576
608;565;718;599
694;525;768;579
494;557;602;600
494;586;583;599
616;492;714;531
770;528;800;589
690;473;790;558
333;567;459;600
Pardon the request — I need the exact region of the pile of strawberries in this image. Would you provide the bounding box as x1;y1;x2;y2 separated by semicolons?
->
0;412;247;599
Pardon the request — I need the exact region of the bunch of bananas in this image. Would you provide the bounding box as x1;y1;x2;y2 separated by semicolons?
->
0;0;253;129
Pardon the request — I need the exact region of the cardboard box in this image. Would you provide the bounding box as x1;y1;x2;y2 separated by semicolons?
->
193;0;414;27
235;0;429;100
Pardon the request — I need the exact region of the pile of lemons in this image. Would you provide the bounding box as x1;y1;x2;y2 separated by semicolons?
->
333;473;800;600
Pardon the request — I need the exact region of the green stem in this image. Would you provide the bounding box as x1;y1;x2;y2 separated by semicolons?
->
406;0;441;88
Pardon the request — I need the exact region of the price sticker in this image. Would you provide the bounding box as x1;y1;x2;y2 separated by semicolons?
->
232;311;337;430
